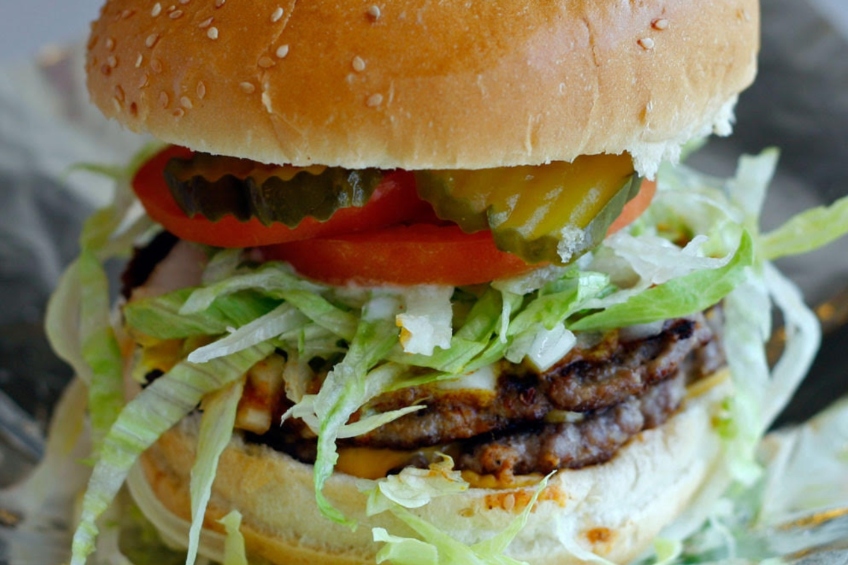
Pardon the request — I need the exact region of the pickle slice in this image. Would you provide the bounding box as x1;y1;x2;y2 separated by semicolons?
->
164;152;383;227
415;154;640;265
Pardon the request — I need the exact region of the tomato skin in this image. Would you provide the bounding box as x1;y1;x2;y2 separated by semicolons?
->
131;146;432;248
607;179;657;235
260;225;537;286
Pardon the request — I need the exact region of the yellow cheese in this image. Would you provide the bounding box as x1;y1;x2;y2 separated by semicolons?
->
335;447;416;480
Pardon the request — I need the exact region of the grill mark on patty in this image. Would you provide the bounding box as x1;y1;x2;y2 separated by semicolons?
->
354;313;719;449
458;372;687;479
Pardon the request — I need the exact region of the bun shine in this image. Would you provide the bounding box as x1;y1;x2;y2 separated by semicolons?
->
87;0;758;173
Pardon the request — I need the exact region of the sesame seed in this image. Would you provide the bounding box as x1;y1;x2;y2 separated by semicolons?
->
159;91;170;108
167;5;176;12
169;9;183;19
172;108;185;117
151;58;163;73
151;2;161;16
105;37;115;51
146;33;159;48
112;98;122;112
258;56;275;68
271;7;284;22
638;37;655;50
240;82;256;94
107;55;118;67
352;56;366;72
651;18;669;30
366;93;383;107
367;5;381;20
179;0;190;4
135;53;143;67
275;44;289;58
114;85;125;102
196;81;206;99
207;26;219;39
199;16;213;28
121;9;135;19
215;0;226;7
180;96;193;109
138;74;149;88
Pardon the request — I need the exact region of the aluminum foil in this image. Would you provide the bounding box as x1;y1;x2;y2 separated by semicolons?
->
0;0;846;562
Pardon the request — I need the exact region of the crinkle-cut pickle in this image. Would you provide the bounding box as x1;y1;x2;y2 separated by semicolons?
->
165;151;639;266
164;152;383;227
415;154;640;265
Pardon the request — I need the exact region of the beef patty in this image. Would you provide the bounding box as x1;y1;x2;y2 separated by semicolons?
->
355;313;720;450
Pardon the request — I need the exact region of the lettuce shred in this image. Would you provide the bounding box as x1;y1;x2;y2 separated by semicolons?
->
187;379;246;565
218;511;249;565
364;457;551;565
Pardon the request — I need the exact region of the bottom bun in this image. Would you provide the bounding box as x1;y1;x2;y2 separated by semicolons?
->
129;371;732;565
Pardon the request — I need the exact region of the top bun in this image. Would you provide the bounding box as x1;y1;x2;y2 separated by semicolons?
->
86;0;758;173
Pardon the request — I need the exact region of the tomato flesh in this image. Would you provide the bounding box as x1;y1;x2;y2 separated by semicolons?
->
132;146;432;248
607;178;657;235
260;225;536;286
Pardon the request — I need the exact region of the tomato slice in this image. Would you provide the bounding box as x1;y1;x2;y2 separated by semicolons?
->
132;146;433;247
260;224;537;286
261;179;657;286
607;178;657;235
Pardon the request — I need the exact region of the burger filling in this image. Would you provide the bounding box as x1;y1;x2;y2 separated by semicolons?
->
122;225;727;484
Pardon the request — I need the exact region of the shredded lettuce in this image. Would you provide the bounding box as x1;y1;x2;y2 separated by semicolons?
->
760;262;822;426
366;455;468;512
44;261;92;384
217;511;249;565
293;294;403;526
179;263;324;314
187;303;307;363
77;250;125;451
70;343;273;565
571;230;753;332
187;379;245;565
364;460;552;565
124;289;279;339
760;194;848;260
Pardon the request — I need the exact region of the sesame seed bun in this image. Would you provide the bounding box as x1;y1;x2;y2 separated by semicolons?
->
86;0;758;175
128;374;732;565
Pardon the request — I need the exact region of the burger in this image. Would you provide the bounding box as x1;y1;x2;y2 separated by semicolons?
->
52;0;829;563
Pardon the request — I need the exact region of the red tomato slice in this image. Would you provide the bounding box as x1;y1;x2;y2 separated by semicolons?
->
131;146;432;248
607;178;657;235
261;179;657;286
260;224;537;286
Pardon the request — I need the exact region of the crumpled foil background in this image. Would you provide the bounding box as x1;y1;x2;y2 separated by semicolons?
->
0;0;846;562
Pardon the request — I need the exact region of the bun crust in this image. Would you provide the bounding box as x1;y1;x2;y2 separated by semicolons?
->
87;0;758;172
131;376;730;565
